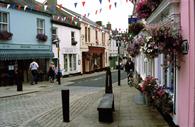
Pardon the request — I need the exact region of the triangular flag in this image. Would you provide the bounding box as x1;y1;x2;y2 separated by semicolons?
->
87;13;90;17
74;3;77;8
64;17;67;21
24;5;28;11
58;4;63;9
126;0;128;2
35;5;41;11
109;4;112;10
108;0;110;3
82;1;86;7
10;3;16;9
7;4;10;9
18;5;21;10
44;5;48;11
114;2;117;8
95;10;98;15
100;8;102;13
99;0;102;4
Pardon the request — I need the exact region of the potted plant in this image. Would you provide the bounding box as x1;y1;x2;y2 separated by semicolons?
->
36;34;48;42
0;31;13;40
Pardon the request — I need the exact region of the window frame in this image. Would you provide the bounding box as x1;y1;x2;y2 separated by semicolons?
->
0;11;9;32
37;18;45;34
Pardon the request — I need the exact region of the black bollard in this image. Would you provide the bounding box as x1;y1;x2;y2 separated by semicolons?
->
15;70;23;91
105;67;112;93
61;90;70;122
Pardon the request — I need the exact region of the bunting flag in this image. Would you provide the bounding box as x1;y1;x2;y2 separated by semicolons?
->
126;0;128;2
24;5;28;11
114;2;117;8
87;13;90;17
109;4;112;10
82;1;86;7
99;0;102;4
7;4;10;9
58;4;63;9
95;10;98;15
74;3;77;8
99;8;102;13
44;5;48;11
108;0;110;3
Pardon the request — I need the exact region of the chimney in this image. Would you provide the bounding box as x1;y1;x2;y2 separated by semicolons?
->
106;23;111;30
96;21;102;26
46;0;57;13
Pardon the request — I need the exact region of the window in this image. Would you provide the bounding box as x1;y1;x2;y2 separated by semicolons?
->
71;31;77;45
88;28;90;42
85;27;87;42
69;54;77;71
37;18;45;34
52;27;57;44
96;30;98;44
0;12;9;32
64;54;68;72
102;33;105;45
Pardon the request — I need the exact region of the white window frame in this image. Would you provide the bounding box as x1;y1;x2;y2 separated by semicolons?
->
37;18;45;34
0;11;9;32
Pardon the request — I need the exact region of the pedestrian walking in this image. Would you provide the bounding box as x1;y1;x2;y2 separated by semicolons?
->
125;58;135;86
29;60;39;85
48;62;55;83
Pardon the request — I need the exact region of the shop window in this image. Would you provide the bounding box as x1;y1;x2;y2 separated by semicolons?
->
37;18;45;34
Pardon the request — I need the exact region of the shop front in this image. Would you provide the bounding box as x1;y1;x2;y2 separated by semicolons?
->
82;47;105;73
0;45;53;86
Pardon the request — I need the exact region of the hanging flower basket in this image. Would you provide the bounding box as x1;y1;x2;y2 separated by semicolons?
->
0;31;13;40
128;22;145;37
136;0;152;19
36;34;48;42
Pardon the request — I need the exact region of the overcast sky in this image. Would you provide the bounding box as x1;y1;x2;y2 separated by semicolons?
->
36;0;134;31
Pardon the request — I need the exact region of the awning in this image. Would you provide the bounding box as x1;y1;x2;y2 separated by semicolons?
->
0;50;54;60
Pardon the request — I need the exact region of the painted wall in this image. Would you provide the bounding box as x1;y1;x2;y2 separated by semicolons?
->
0;7;52;46
179;0;195;127
52;24;81;75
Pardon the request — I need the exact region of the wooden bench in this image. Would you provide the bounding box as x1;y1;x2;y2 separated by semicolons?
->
97;93;114;122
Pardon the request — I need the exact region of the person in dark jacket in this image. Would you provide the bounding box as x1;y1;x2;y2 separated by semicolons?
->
125;58;135;86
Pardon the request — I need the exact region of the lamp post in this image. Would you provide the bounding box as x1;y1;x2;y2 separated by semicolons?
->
116;35;121;86
53;38;61;85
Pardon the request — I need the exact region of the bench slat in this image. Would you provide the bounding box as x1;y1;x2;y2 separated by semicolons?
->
98;94;113;109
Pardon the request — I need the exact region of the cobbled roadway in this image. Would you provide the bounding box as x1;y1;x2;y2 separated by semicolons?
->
0;85;104;127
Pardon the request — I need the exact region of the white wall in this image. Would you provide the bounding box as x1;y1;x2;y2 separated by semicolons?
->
52;24;81;75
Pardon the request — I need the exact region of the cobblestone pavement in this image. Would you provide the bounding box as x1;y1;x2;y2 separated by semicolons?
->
0;85;103;127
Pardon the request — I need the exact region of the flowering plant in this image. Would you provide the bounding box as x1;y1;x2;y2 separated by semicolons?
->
0;31;13;40
136;0;152;19
36;34;48;42
152;86;173;114
128;22;144;37
141;76;158;96
136;0;162;19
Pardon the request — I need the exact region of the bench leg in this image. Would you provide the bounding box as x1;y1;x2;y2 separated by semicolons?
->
98;110;113;123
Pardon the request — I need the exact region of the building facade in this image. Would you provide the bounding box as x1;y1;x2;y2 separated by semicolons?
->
51;6;81;76
133;0;195;126
0;1;53;85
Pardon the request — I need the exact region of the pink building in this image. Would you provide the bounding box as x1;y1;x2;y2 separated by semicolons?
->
179;0;195;127
133;0;195;126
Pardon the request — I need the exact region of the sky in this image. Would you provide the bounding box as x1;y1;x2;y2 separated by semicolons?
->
36;0;134;31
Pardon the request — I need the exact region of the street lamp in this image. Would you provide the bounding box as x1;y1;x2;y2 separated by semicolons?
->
116;34;121;86
53;37;61;84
